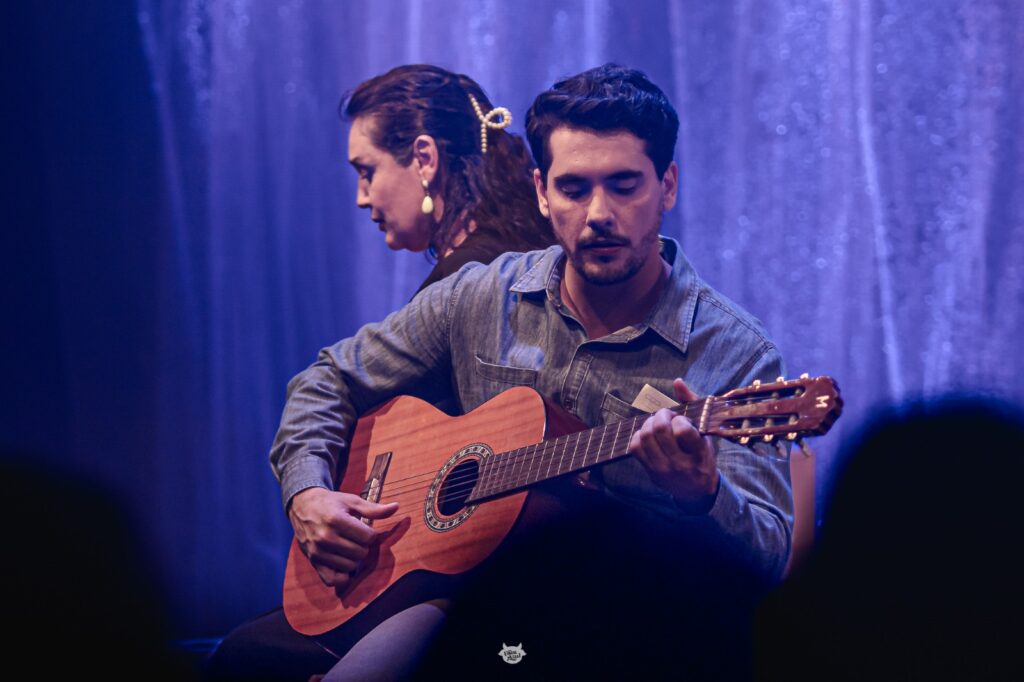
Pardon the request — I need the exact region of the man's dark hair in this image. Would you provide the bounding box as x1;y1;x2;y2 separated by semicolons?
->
525;63;679;182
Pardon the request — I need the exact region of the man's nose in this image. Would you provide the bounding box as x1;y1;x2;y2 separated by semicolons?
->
585;190;613;228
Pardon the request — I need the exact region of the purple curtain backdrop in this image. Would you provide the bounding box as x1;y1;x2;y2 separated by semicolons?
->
5;1;1020;641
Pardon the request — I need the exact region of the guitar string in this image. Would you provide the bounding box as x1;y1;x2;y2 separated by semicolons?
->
356;391;801;502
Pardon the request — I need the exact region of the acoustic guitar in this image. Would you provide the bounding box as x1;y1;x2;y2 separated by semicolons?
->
283;375;842;636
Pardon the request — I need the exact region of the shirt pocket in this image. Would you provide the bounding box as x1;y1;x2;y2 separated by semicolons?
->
474;354;539;387
599;391;647;424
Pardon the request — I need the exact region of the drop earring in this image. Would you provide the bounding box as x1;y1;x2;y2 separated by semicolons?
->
420;178;434;215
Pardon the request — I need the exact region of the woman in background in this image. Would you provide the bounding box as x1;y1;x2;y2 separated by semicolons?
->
204;65;554;682
344;64;554;294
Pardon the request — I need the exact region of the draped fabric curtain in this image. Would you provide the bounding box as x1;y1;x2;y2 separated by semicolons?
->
126;0;1024;638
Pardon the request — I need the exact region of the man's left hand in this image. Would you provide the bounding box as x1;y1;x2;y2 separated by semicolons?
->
628;377;719;513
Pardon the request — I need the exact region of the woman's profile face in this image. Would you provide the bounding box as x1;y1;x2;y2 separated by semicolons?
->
347;116;432;252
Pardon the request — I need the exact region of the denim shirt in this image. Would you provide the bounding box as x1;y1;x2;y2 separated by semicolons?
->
271;238;794;578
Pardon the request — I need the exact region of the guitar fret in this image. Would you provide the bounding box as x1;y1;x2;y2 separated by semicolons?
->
561;432;569;475
627;416;640;452
625;418;635;456
613;417;635;461
511;444;522;488
498;448;513;491
519;444;533;488
539;442;551;483
532;444;548;485
564;436;573;475
513;445;525;488
479;455;491;498
531;443;545;486
565;431;578;474
518;444;529;487
486;450;497;493
609;420;622;462
541;441;555;483
593;423;607;467
586;425;598;467
539;444;548;485
509;444;522;489
537;442;551;485
544;436;556;480
487;450;501;495
520;444;535;488
574;432;584;471
509;444;520;485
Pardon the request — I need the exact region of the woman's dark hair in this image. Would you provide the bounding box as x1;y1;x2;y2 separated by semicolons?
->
526;63;679;182
342;64;554;259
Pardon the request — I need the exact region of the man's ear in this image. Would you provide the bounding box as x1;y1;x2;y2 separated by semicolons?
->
533;168;550;218
412;135;439;183
661;161;679;212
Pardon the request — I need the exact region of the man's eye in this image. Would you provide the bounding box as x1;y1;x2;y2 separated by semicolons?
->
559;184;587;199
610;181;639;195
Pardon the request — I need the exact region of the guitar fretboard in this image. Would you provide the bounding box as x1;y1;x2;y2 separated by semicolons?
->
470;397;710;502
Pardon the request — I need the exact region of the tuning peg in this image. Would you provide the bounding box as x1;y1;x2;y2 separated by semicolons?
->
800;372;809;379
773;441;788;458
776;375;785;382
762;434;774;442
795;438;815;458
752;379;761;387
787;432;797;440
739;436;750;445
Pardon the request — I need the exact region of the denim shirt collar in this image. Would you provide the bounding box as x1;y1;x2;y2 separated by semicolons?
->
509;236;698;354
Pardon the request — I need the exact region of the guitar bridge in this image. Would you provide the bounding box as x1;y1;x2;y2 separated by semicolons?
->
359;451;392;526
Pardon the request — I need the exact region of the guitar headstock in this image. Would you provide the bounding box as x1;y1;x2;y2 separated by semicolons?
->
701;374;843;448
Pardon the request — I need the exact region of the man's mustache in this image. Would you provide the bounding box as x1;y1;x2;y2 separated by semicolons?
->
579;237;629;248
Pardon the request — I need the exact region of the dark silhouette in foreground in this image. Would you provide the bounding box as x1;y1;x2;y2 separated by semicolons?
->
754;395;1024;680
2;454;196;681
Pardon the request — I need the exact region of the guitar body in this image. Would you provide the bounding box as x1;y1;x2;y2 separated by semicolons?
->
283;386;564;636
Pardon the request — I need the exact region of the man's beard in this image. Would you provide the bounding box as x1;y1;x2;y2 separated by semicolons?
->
561;213;663;286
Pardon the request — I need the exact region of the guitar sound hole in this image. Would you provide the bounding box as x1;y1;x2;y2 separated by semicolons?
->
437;458;479;516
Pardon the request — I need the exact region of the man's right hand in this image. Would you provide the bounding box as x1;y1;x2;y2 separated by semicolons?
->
287;487;399;589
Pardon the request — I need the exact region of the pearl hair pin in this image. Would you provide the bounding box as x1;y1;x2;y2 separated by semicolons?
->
468;94;512;154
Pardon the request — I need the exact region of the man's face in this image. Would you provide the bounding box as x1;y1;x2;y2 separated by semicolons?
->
348;116;432;252
534;127;677;285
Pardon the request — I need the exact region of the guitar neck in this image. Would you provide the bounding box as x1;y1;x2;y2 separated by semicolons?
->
465;374;843;504
467;397;710;503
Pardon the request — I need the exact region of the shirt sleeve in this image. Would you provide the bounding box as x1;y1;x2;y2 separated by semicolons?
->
269;267;475;511
699;345;794;579
597;344;794;580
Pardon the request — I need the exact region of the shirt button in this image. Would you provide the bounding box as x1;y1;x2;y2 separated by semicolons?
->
563;398;574;409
